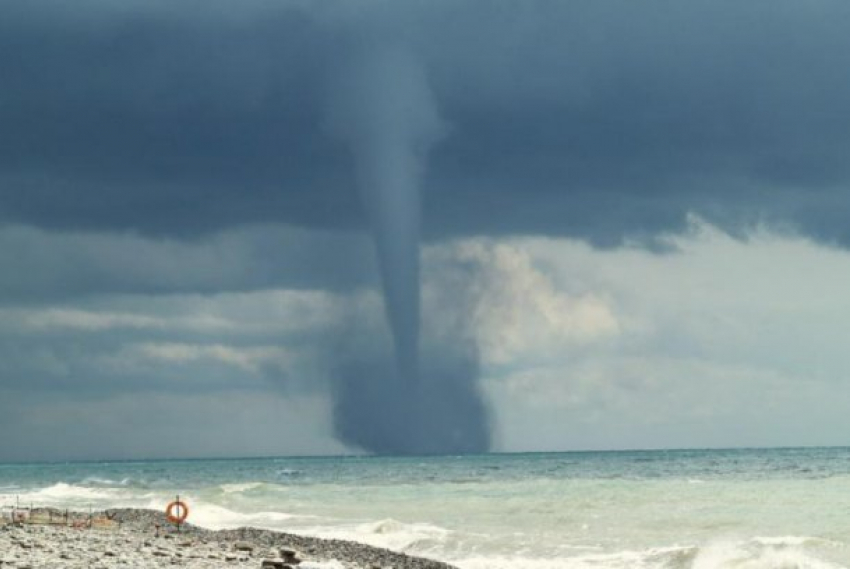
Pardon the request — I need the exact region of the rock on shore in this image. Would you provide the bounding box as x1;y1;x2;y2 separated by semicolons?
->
0;508;458;569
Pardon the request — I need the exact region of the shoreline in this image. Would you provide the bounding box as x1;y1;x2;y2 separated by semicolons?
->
0;508;458;569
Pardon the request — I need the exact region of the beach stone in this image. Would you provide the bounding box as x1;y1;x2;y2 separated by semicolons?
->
234;541;255;552
4;508;457;569
280;548;302;564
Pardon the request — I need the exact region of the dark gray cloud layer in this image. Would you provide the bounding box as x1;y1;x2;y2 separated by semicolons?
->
3;0;850;246
0;224;376;303
4;0;850;458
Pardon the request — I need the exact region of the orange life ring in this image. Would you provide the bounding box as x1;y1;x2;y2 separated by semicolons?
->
165;500;189;524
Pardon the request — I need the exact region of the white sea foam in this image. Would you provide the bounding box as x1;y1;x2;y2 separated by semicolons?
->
13;482;116;503
290;517;454;555
219;482;265;493
185;501;299;530
0;482;163;515
5;484;842;569
452;540;842;569
5;450;850;568
691;539;843;569
752;536;829;547
451;545;696;569
82;476;136;487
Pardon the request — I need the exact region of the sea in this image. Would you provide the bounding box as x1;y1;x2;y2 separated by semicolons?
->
3;448;850;568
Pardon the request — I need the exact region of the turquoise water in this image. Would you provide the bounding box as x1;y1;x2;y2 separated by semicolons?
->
3;448;850;567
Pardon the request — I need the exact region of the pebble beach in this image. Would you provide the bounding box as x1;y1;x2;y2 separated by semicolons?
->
6;450;850;568
0;509;456;569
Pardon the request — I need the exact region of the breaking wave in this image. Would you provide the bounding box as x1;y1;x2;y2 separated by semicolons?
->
5;450;850;568
454;539;844;569
1;480;845;568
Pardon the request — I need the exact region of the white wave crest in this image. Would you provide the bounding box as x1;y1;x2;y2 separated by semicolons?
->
691;538;843;569
15;483;117;503
453;538;843;569
185;501;298;530
219;482;265;494
81;476;136;487
453;545;695;569
293;517;453;554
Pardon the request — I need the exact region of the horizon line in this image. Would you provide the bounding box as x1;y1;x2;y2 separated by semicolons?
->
2;443;848;467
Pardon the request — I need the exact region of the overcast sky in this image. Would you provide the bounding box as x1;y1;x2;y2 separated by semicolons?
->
3;0;850;460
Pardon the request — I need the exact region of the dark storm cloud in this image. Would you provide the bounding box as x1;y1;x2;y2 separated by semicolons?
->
3;0;850;246
4;0;850;458
0;224;375;303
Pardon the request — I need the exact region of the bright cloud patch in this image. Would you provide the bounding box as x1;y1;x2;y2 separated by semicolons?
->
483;218;850;450
452;241;620;364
